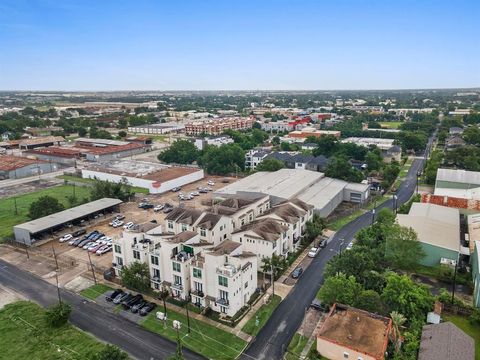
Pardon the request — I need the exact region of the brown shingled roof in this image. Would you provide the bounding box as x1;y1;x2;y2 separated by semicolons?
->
165;207;203;225
233;218;288;242
208;240;242;256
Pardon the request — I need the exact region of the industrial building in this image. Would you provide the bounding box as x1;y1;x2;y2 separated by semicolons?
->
214;169;370;217
435;168;480;193
14;198;122;245
81;160;204;194
0;155;58;179
0;136;64;150
73;138;149;161
25;147;83;166
128;123;185;134
396;203;466;266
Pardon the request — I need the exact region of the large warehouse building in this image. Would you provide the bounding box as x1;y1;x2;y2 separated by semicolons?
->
0;155;58;179
214;169;370;217
81;160;204;194
14;198;122;245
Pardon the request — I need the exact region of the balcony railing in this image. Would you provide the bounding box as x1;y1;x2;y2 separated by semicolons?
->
216;298;229;307
171;282;183;290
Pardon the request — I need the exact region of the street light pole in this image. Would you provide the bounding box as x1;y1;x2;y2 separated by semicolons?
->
393;194;398;215
371;208;376;225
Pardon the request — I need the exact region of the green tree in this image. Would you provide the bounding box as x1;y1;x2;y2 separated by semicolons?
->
28;195;65;219
324;247;378;283
271;136;280;145
120;262;151;292
463;126;480;145
354;289;383;313
390;311;407;354
198;143;245;175
91;345;129;360
317;273;362;306
90;177;133;202
381;272;434;322
382;161;400;188
78;127;88;137
158;139;199;164
365;150;383;171
305;214;325;242
385;224;425;270
118;130;127;138
45;302;72;327
325;156;363;183
255;158;284;172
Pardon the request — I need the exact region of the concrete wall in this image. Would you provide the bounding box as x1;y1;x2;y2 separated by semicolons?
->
419;242;458;267
85;147;146;162
316;338;377;360
435;180;480;190
13;227;32;245
30;153;77;166
82;168;204;194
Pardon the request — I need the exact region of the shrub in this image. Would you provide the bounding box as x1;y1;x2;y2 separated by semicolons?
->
44;302;72;327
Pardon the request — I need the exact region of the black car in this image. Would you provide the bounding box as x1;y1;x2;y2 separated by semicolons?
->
141;204;154;209
122;294;143;309
171;187;181;192
114;292;132;304
106;289;123;302
139;302;156;316
310;299;329;312
319;239;327;249
72;237;84;246
291;267;303;279
72;229;87;237
131;300;147;313
77;238;91;248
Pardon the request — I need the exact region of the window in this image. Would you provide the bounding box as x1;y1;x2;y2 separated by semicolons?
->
114;244;121;254
172;262;181;272
194;281;203;292
133;250;140;260
249;213;253;221
193;268;202;278
219;289;229;301
150;255;159;266
220;306;227;314
218;275;228;287
200;228;206;237
245;281;248;288
116;257;123;266
153;269;160;279
181;224;187;231
168;221;173;229
173;275;182;286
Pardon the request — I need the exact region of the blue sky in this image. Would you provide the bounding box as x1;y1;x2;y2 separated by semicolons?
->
0;0;478;90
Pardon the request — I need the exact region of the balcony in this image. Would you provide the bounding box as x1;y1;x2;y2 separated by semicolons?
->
171;250;193;262
151;277;161;284
216;264;238;277
171;282;183;291
192;290;205;298
216;298;229;307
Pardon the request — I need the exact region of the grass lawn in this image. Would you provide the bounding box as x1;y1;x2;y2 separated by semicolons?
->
285;333;309;360
141;308;246;360
378;121;403;129
242;294;281;336
58;175;149;194
443;314;480;360
327;209;363;231
0;301;108;360
80;284;114;300
0;185;91;240
399;158;414;178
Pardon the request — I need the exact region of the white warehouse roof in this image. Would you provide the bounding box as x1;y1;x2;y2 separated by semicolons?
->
396;203;460;252
436;168;480;186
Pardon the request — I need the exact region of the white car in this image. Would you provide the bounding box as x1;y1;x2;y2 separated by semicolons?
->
191;191;200;196
68;237;80;246
112;220;124;228
153;204;164;212
308;247;319;258
96;245;112;255
207;180;215;186
123;222;134;230
346;242;353;250
82;241;94;250
59;234;73;243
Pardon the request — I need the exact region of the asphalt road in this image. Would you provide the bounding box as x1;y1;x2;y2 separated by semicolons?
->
0;259;205;360
241;135;435;360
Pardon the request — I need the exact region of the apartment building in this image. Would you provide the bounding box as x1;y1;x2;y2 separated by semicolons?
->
256;199;313;251
231;219;289;259
164;207;232;244
245;149;271;170
208;195;271;230
185;117;254;136
190;240;257;317
194;135;234;150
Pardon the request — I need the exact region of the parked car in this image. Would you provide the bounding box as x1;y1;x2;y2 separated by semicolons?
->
72;229;86;237
171;187;182;192
153;204;164;212
139;302;156;316
114;292;131;305
115;214;125;220
112;220;124;228
122;294;143;309
82;241;95;250
89;243;105;253
106;289;123;302
163;206;173;214
207;180;215;186
78;238;92;247
319;239;327;249
141;204;154;209
191;191;200;196
308;247;319;258
310;298;329;312
96;244;112;255
291;267;303;279
87;242;101;251
346;242;353;250
68;237;80;246
59;234;73;243
131;300;147;313
199;188;208;193
123;222;134;230
72;237;84;246
138;202;150;208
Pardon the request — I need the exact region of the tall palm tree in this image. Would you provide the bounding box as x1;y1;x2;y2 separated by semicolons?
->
390;311;407;353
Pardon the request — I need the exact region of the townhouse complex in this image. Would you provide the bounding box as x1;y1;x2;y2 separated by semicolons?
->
185;117;254;136
112;195;313;317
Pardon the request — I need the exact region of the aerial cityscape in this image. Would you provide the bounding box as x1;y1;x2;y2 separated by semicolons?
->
0;1;479;360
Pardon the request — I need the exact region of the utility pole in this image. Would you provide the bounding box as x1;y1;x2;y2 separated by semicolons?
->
87;250;97;285
13;196;18;215
22;238;29;260
271;264;275;299
51;244;59;270
54;270;62;305
451;256;459;304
